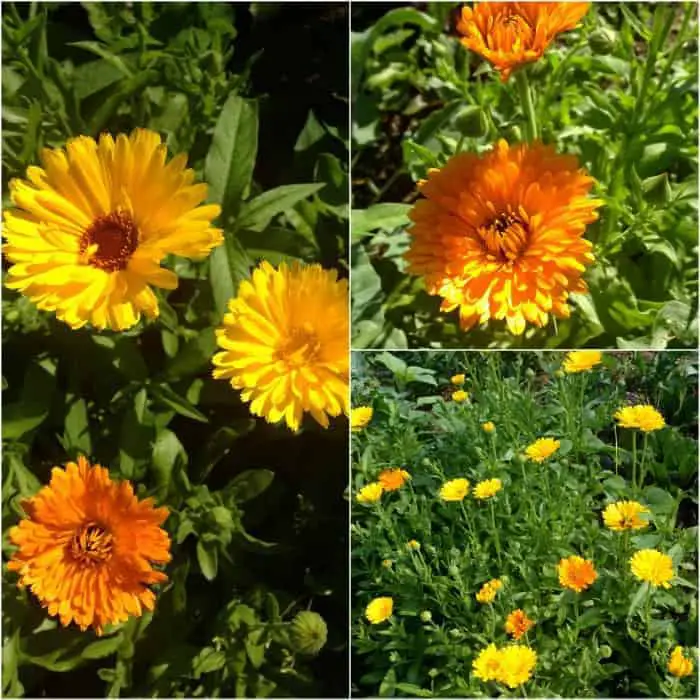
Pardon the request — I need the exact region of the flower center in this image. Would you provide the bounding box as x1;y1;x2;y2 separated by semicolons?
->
491;12;534;50
70;523;114;565
79;211;139;272
480;210;530;262
276;324;321;367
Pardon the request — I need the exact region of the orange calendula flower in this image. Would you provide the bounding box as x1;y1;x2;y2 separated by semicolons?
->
3;129;222;330
8;456;171;635
378;468;411;491
457;2;590;81
505;609;535;640
558;555;597;593
406;141;602;335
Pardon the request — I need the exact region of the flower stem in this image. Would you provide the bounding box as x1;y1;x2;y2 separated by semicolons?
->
515;69;538;142
639;433;649;492
490;501;503;566
631;431;638;493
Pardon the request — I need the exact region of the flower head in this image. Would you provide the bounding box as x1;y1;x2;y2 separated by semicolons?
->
378;468;411;492
212;261;348;432
289;611;327;656
558;555;597;593
3;129;222;330
668;646;694;678
452;390;469;403
482;421;496;433
8;456;170;634
505;609;535;640
476;578;503;603
630;549;674;589
439;478;470;502
356;482;384;504
407;539;421;551
525;437;560;463
382;559;393;569
499;645;538;689
406;140;602;335
457;2;590;81
614;405;666;432
603;500;650;532
472;643;503;682
474;478;502;500
365;596;393;624
562;350;602;373
351;406;373;431
450;373;466;385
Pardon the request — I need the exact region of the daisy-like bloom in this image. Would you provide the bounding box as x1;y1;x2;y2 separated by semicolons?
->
406;140;602;335
439;478;470;502
525;437;560;463
456;2;590;82
562;350;602;374
450;373;466;385
378;468;411;492
603;500;650;532
505;609;535;640
499;645;538;689
356;482;384;504
452;390;469;402
365;596;393;624
212;261;348;432
614;405;666;432
351;406;373;431
473;478;502;500
668;646;694;678
558;555;597;593
472;643;503;682
482;421;496;433
630;549;674;589
476;578;503;604
3;129;222;331
8;456;170;634
406;539;421;551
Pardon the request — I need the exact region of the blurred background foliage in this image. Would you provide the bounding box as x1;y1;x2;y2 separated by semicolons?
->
2;2;348;697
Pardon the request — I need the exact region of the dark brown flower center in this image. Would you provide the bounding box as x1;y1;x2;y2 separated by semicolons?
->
70;523;114;565
79;211;139;271
480;210;530;262
276;324;321;367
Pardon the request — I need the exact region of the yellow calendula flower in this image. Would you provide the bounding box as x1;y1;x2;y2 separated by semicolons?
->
365;596;393;624
630;549;674;589
482;421;496;433
614;405;666;432
499;645;538;689
668;646;694;678
212;261;348;432
476;578;502;603
450;373;466;385
2;129;223;330
505;609;535;641
351;406;373;431
525;437;560;463
452;390;469;403
356;482;383;504
558;555;597;593
378;468;410;492
473;478;502;500
439;478;470;502
381;559;393;569
562;350;603;373
472;643;503;682
603;501;650;532
406;539;421;551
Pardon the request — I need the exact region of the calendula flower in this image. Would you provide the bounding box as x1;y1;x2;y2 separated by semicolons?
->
476;578;503;603
356;482;384;504
482;421;496;433
474;478;502;500
3;129;222;330
668;646;694;678
562;350;602;373
351;406;373;431
452;390;469;402
614;405;666;432
558;555;597;593
505;609;535;640
457;2;590;81
382;559;393;569
499;645;538;689
603;501;650;532
472;643;503;682
630;549;674;589
407;539;421;551
439;478;470;502
406;140;602;335
8;456;170;634
365;596;393;624
378;468;411;492
525;437;560;463
212;261;348;432
450;373;466;385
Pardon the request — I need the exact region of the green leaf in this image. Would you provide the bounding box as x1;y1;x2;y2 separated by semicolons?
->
196;540;219;581
235;184;325;233
3;359;57;441
351;203;412;241
149;385;208;423
63;397;92;454
209;234;254;318
192;647;226;676
228;469;275;503
81;635;124;660
67;41;133;77
627;583;650;618
393;683;434;698
151;429;186;497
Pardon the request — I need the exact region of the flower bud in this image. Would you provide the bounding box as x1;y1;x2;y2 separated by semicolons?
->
453;105;487;138
289;611;327;656
589;27;617;55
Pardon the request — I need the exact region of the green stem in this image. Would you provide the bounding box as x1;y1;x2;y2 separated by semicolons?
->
632;431;638;493
490;501;503;566
460;502;478;556
639;433;649;492
515;69;538;142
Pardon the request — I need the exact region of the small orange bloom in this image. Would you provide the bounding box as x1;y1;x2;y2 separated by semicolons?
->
457;2;590;81
378;468;411;491
558;555;597;593
505;609;535;640
8;456;171;634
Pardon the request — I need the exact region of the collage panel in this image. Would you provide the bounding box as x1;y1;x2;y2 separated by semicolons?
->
2;2;349;698
351;350;699;698
351;2;698;349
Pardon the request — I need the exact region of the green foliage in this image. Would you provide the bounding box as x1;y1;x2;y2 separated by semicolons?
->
352;351;698;697
351;3;698;348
